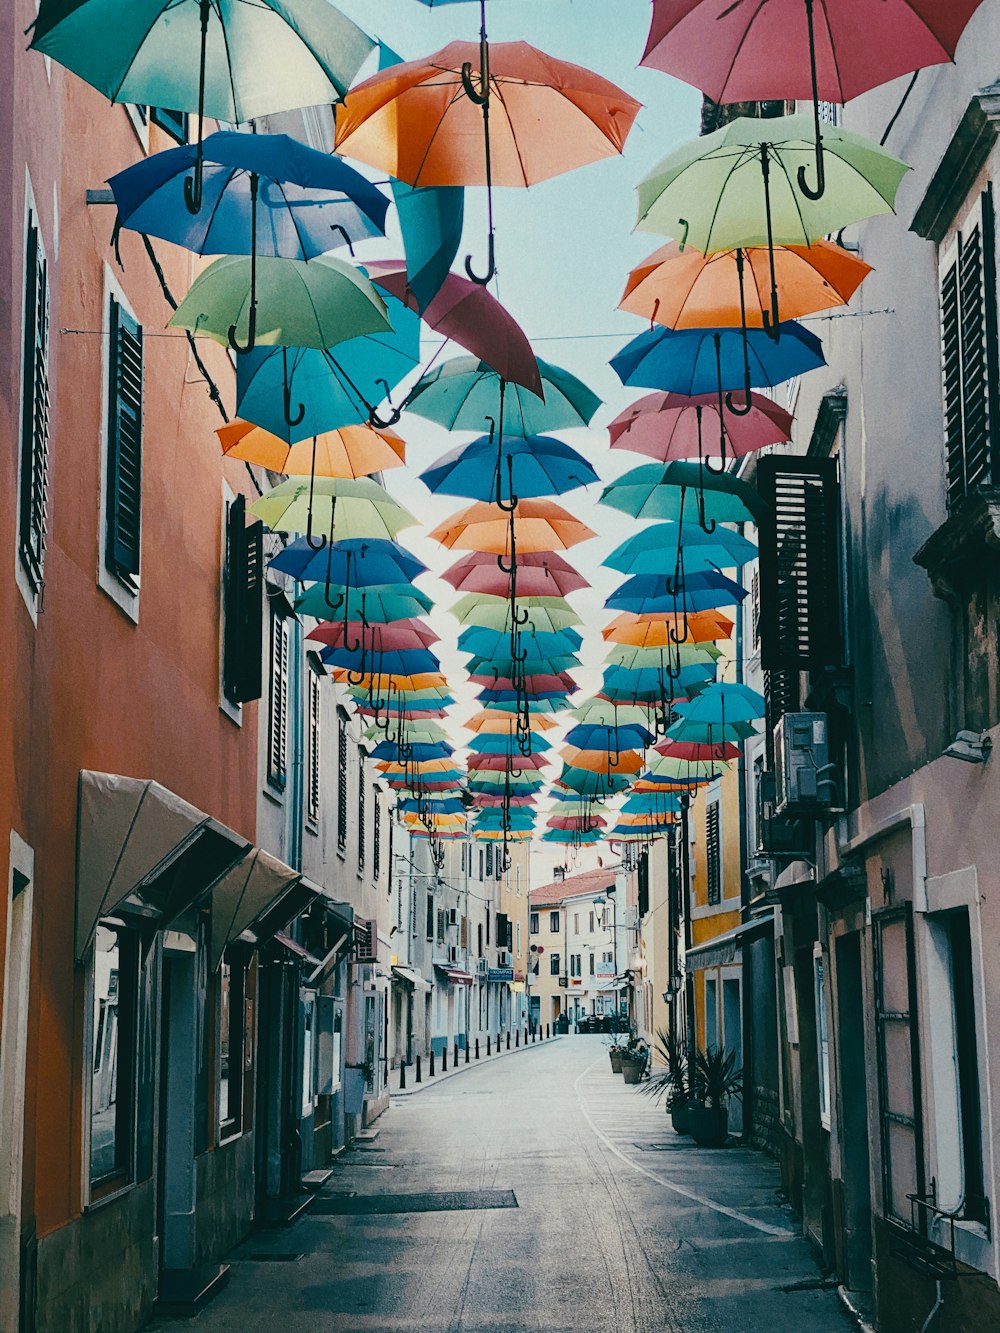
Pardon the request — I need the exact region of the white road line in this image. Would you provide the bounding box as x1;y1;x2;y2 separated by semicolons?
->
574;1057;797;1239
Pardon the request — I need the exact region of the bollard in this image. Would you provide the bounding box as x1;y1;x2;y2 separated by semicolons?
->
532;1027;536;1043
515;1030;519;1047
487;1035;491;1056
506;1031;511;1051
429;1049;436;1078
399;1061;407;1090
455;1040;460;1067
441;1046;447;1073
546;1023;550;1039
416;1055;422;1084
475;1038;480;1060
465;1040;470;1065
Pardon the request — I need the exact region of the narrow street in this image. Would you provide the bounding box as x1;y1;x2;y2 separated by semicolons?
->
155;1037;851;1333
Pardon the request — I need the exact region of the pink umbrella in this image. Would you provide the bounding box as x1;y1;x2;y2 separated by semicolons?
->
443;550;590;597
469;671;576;692
655;738;741;761
547;815;609;830
608;390;792;464
466;752;548;771
472;794;537;807
367;259;542;397
307;619;439;650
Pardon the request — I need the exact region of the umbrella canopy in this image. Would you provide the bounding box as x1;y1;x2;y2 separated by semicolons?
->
573;699;656;728
467;752;548;771
218;421;404;478
443;550;589;597
656;738;742;762
605;523;758;573
430;499;596;553
555;767;632;796
170;254;389;352
109;133;388;259
295;585;431;620
611;322;825;397
601;461;768;525
564;721;655;751
603;611;734;647
609;390;792;462
673;682;766;724
251;477;415;540
465;710;557;733
459;624;582;659
467;732;552;755
606;642;722;670
450;595;582;634
335;40;640;187
606;571;746;614
620;240;871;329
367;260;541;395
421;435;599;501
391;179;464;314
371;740;453;762
307;620;438;651
269;537;426;586
406;356;601;436
322;645;440;675
636;115;909;251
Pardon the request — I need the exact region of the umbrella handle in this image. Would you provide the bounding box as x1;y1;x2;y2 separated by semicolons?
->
496;452;518;513
183;0;211;216
465;230;496;287
797;0;827;201
227;299;257;355
513;605;529;626
305;438;328;550
328;224;356;256
497;553;515;575
369;377;403;429
460;56;489;108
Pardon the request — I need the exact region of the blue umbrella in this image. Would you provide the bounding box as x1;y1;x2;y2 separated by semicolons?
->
397;797;466;813
393;180;465;314
236;306;421;444
320;646;441;675
467;732;552;755
605;523;758;575
606;570;747;614
477;690;571;712
406;356;600;437
420;434;600;503
370;741;453;762
564;722;655;752
109;132;388;263
459;625;583;658
269;537;427;586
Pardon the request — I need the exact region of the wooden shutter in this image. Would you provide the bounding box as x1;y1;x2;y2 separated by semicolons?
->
306;671;321;824
357;747;366;872
266;613;289;788
372;792;381;881
939;190;1000;508
637;851;649;917
757;456;842;673
19;211;50;596
337;718;348;849
106;297;143;580
706;798;722;904
223;495;264;704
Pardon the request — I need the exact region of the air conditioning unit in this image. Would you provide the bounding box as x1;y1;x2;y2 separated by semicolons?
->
774;712;841;815
448;907;458;927
745;856;773;892
476;958;489;977
497;949;510;967
448;944;461;963
755;769;815;860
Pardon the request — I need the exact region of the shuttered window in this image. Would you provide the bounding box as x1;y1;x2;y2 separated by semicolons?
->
19;209;50;599
706;799;722;905
106;296;143;584
372;791;381;881
485;844;494;878
337;716;348;850
357;746;366;872
266;612;289;789
939;190;1000;508
306;670;321;826
757;456;842;673
222;495;263;704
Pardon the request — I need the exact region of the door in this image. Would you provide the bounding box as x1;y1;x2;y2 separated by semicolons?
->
255;955;301;1208
722;976;743;1135
157;940;199;1276
0;861;33;1333
834;933;873;1294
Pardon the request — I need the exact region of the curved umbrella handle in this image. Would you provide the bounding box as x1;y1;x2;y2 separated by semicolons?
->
797;0;827;202
227;303;257;356
183;0;211;216
460;55;490;107
497;552;515;575
368;404;403;429
328;223;355;256
465;231;496;287
228;171;259;354
513;604;530;626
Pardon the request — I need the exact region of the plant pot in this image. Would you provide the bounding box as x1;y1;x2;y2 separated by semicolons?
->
609;1051;623;1073
670;1100;695;1135
620;1057;644;1085
688;1104;729;1147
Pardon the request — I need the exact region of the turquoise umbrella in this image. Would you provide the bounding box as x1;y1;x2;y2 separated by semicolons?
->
294;585;432;621
406;356;600;437
601;461;767;527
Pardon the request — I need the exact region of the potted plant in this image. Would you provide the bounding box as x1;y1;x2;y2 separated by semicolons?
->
607;1040;625;1074
688;1045;742;1147
642;1029;694;1133
619;1034;649;1085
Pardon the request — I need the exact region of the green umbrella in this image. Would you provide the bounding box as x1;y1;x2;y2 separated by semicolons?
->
170;254;389;354
600;461;768;525
30;0;372;212
606;643;722;669
296;584;432;620
406;356;601;437
450;593;582;633
636;114;908;332
252;476;416;541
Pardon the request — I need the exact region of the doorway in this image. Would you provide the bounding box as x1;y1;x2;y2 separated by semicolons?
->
834;933;873;1296
0;842;33;1333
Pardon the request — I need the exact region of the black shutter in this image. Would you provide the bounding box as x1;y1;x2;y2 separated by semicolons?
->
637;851;649;918
19;212;50;595
106;297;143;580
337;718;348;849
223;495;264;704
306;671;321;823
757;456;842;673
486;844;494;878
706;800;721;905
266;613;289;788
372;792;381;881
358;748;366;872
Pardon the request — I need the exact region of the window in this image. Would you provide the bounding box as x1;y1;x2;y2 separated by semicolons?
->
426;893;434;941
589;953;595;976
357;745;366;872
436;909;446;943
461;843;467;875
515;921;521;959
705;977;718;1050
219;951;246;1138
549;911;560;933
478;848;484;881
89;922;140;1190
18;204;50;604
267;611;290;790
477;922;483;956
751;566;761;648
105;294;144;587
222;495;264;704
337;715;348;850
550;952;560;977
570;954;581;978
940;189;999;508
486;844;494;878
149;107;188;142
637;851;650;918
306;670;321;826
589;910;595;933
529;912;539;935
573;913;580;935
301;995;316;1116
372;791;381;881
706;799;722;905
814;946;831;1130
946;909;987;1222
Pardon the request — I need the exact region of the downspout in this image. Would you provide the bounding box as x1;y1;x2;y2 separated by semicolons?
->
736;532;754;1136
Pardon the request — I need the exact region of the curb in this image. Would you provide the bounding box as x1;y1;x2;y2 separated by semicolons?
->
390;1034;565;1098
837;1286;876;1333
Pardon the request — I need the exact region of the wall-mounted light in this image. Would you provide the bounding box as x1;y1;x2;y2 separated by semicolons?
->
942;730;993;764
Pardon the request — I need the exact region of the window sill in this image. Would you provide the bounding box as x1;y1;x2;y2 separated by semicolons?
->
217;1125;243;1148
98;563;140;624
219;694;242;727
262;786;284;808
14;559;40;627
914;487;1000;594
85;1174;136;1213
305;822;319;838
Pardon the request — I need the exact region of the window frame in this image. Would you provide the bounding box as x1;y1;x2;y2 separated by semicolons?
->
105;293;144;589
86;920;141;1202
218;949;247;1142
549;910;560;933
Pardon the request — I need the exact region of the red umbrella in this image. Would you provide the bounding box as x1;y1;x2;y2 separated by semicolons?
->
469;671;576;693
641;0;981;199
367;259;541;397
472;793;537;807
655;738;741;761
307;619;439;650
466;752;548;771
608;390;791;463
443;550;590;597
548;815;609;831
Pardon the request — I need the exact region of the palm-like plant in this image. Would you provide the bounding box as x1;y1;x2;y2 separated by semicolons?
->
642;1028;688;1109
691;1045;742;1109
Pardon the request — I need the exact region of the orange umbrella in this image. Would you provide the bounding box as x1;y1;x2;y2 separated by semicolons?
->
620;240;871;330
218;419;405;477
335;41;640;283
603;610;734;647
331;669;447;691
429;499;595;554
559;747;644;775
378;757;457;775
464;710;557;734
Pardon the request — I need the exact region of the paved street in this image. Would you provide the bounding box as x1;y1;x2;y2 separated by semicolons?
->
158;1036;852;1333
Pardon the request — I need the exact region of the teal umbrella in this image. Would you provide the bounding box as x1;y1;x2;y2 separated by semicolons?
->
406;356;600;437
30;0;373;212
295;585;432;621
600;461;767;527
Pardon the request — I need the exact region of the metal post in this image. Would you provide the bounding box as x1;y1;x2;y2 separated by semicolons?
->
475;1038;480;1060
465;1039;470;1064
506;1031;511;1051
454;1040;460;1067
441;1045;447;1073
487;1034;491;1056
399;1061;406;1090
515;1029;519;1047
429;1049;436;1078
416;1054;422;1084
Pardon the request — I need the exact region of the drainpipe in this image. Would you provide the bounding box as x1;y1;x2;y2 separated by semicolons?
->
736;532;754;1137
833;804;928;912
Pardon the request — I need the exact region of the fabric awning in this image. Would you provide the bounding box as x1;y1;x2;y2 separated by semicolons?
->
76;770;250;963
391;964;431;992
598;978;629;993
434;964;473;986
685;912;776;972
208;846;302;971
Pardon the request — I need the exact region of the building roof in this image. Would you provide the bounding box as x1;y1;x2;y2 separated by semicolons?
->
529;865;621;907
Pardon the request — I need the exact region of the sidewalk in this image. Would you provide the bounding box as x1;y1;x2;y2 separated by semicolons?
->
388;1028;564;1096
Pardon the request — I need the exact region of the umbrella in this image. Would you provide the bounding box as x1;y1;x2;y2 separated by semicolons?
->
606;571;746;614
295;585;431;621
640;0;979;199
606;643;722;670
465;710;557;733
218;421;405;479
335;40;640;283
603;611;734;647
608;390;792;466
371;740;452;763
269;537;426;587
392;180;465;314
420;434;599;506
459;625;582;658
605;523;757;574
450;595;582;633
31;0;372;211
251;477;415;543
170;254;390;355
555;767;632;797
673;682;766;723
467;732;552;754
573;699;657;728
308;620;438;651
430;500;596;553
406;356;601;437
601;461;768;526
467;752;548;771
443;550;589;597
564;722;655;753
656;738;741;762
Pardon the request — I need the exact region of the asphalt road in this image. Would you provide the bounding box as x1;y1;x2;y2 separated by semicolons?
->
161;1035;853;1332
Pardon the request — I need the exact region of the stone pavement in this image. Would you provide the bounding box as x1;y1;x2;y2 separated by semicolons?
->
148;1036;854;1333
